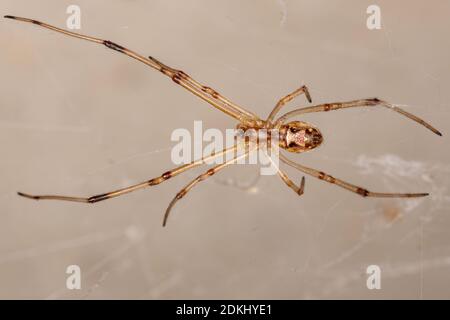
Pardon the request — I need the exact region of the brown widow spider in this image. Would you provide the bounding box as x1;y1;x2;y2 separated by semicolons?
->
6;15;442;226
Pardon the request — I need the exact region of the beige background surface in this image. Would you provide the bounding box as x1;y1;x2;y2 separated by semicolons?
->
1;0;449;299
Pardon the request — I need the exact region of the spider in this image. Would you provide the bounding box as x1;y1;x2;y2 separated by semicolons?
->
6;15;442;227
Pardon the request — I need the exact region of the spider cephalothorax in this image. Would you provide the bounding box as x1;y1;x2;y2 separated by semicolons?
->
6;15;441;227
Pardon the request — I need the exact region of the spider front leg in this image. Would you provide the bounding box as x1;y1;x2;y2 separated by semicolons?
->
266;85;312;124
275;98;442;136
266;152;305;195
4;15;261;124
278;172;306;196
163;148;252;226
280;153;429;198
147;55;260;123
17;145;238;204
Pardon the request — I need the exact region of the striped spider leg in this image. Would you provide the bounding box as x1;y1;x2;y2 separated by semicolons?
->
266;84;312;125
163;143;254;226
265;151;306;196
19;145;240;225
274;98;442;135
4;15;261;126
279;153;428;198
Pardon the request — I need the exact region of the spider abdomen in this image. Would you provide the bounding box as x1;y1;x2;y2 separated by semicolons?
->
280;121;323;153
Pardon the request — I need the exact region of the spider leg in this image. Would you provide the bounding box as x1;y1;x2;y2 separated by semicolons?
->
147;55;259;122
277;172;306;196
266;151;305;195
266;85;312;124
275;98;441;136
280;153;429;198
4;15;260;124
163;148;252;226
17;145;238;204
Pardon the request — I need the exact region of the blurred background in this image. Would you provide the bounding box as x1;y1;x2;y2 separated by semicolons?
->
1;0;449;299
